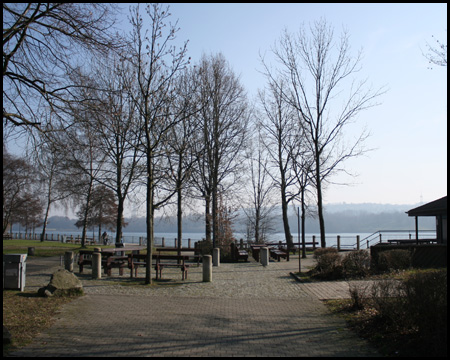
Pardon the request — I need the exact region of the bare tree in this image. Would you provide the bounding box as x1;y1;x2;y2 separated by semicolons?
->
3;3;122;132
74;185;119;241
192;53;250;249
423;33;447;68
263;20;385;247
75;52;144;246
258;79;302;250
30;136;73;242
11;193;43;235
129;4;189;284
3;150;37;234
243;124;277;244
162;68;202;255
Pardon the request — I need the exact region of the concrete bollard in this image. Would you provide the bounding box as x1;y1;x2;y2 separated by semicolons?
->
260;247;269;267
92;251;101;279
213;248;220;267
64;251;74;272
203;255;212;282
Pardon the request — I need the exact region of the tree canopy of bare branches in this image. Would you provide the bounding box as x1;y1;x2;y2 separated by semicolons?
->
193;53;250;249
3;3;122;132
262;19;386;247
129;3;190;284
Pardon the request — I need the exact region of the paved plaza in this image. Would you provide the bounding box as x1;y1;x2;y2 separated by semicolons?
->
8;253;380;357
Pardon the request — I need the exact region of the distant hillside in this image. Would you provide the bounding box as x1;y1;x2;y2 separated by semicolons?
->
37;202;435;234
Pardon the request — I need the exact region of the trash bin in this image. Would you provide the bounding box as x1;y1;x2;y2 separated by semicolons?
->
3;254;27;291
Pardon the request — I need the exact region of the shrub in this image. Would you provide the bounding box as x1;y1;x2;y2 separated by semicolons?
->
342;250;371;278
313;247;338;259
348;281;371;310
312;247;343;280
195;239;212;255
368;269;447;356
370;279;408;327
376;249;412;272
402;269;447;350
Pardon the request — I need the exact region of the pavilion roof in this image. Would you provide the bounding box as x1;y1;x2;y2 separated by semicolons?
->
406;196;447;217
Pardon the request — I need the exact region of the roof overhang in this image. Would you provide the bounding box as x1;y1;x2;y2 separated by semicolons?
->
406;196;447;217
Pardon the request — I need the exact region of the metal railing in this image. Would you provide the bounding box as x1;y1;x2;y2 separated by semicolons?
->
360;229;436;249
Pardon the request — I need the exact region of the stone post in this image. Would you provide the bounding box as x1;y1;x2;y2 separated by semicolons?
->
260;247;269;267
64;251;74;272
213;248;220;267
92;250;101;279
203;255;212;282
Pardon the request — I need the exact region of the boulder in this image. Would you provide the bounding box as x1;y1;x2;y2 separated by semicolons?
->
38;269;84;297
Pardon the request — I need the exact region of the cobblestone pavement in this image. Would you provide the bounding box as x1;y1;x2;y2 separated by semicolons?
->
9;254;380;357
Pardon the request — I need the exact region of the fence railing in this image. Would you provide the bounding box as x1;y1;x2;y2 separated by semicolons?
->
6;229;438;251
361;229;437;249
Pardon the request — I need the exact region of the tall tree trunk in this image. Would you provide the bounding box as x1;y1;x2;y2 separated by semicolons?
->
315;149;326;248
177;179;183;259
205;194;211;243
145;149;154;285
301;187;306;258
281;189;293;249
40;172;54;242
115;196;125;245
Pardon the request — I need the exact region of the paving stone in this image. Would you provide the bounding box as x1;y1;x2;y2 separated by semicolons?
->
9;254;380;357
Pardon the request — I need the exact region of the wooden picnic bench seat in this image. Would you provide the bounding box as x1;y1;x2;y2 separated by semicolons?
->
231;242;248;262
236;248;249;262
78;250;94;273
102;253;128;276
155;247;202;266
127;253;190;280
78;250;128;276
269;247;289;261
127;253;149;278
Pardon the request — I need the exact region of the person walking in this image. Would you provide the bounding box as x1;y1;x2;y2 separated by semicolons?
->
102;232;109;245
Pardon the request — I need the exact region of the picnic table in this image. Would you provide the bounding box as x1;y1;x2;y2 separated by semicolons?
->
127;253;190;280
78;246;146;275
155;254;190;280
155;247;201;265
386;239;437;245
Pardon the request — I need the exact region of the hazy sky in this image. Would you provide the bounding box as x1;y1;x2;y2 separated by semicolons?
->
116;3;445;206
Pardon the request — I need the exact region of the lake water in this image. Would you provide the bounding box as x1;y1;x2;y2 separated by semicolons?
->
23;230;377;248
17;229;436;249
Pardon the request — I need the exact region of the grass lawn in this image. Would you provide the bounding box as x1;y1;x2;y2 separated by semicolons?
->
3;239;147;257
3;290;80;356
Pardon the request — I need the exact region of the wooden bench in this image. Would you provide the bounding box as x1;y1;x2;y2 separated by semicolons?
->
231;242;248;262
102;254;128;276
155;255;190;280
127;254;190;280
387;239;437;245
128;253;149;278
78;250;128;276
155;247;202;266
269;247;289;261
78;250;94;273
236;248;249;262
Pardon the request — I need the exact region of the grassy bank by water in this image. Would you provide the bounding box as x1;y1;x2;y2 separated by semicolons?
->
2;239;143;257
